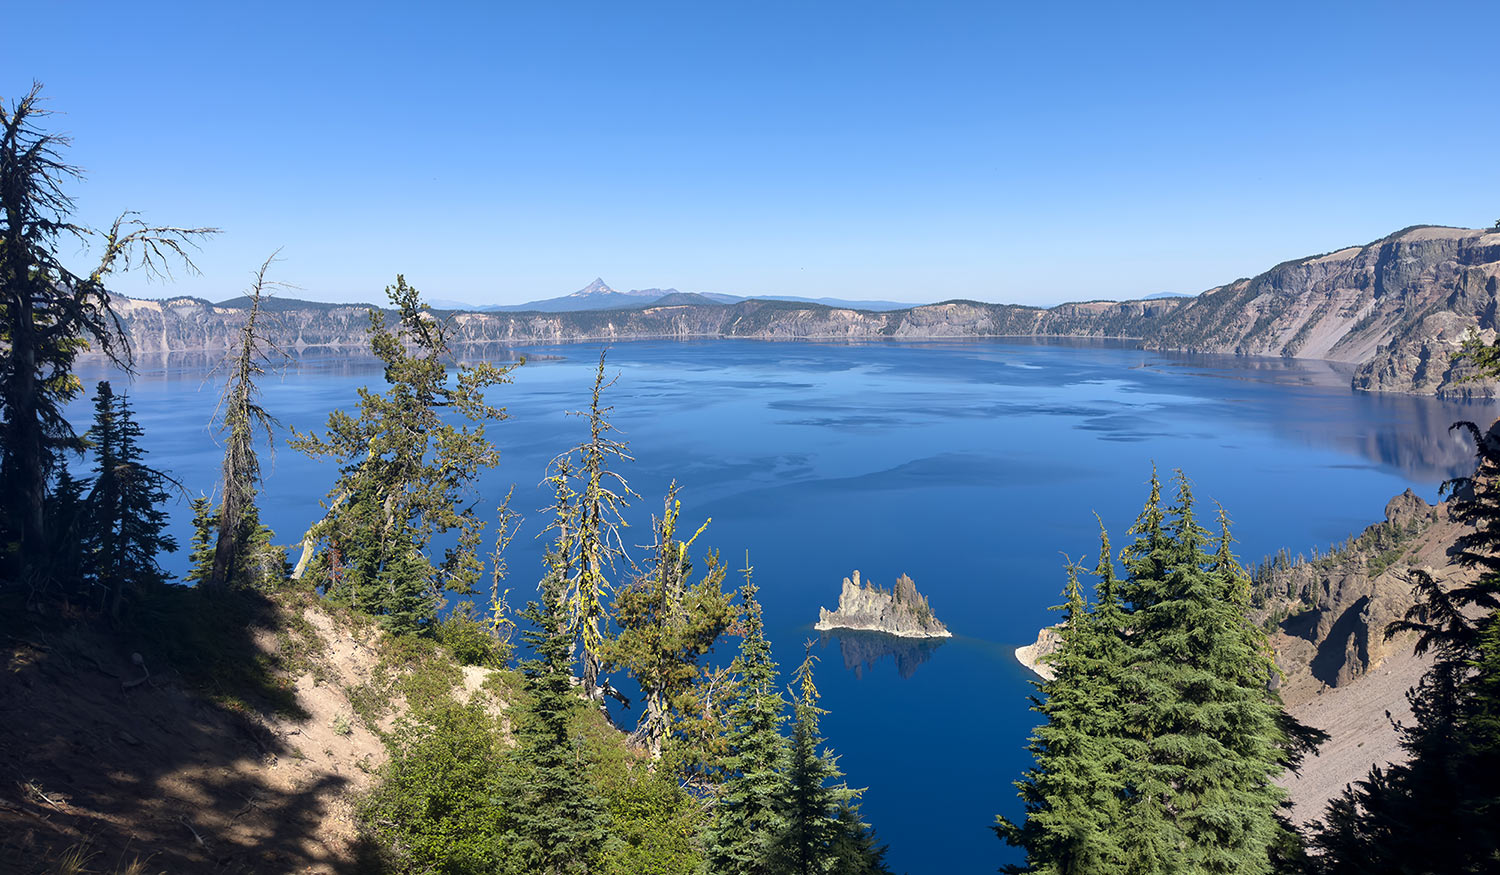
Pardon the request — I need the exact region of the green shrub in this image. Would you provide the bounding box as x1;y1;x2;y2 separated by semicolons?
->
437;602;510;668
360;701;512;874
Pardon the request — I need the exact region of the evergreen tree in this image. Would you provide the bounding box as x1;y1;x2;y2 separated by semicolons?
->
1122;472;1290;875
1004;472;1310;875
209;253;285;589
0;84;212;580
564;350;637;703
773;648;860;875
291;276;513;633
185;495;217;585
608;483;735;759
706;561;790;875
506;573;610;874
996;555;1127;875
42;467;89;597
826;801;893;875
82;381;177;619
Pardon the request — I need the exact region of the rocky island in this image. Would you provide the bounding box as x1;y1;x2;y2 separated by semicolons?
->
815;571;951;638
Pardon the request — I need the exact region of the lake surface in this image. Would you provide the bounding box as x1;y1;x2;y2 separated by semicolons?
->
72;338;1500;874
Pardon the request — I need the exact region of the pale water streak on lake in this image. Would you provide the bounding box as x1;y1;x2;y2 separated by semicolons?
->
71;339;1500;874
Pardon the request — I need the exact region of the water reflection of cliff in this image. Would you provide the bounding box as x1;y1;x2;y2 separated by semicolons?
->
819;629;947;680
1152;351;1500;483
76;345;533;384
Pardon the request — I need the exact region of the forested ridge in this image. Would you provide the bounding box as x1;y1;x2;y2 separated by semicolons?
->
4;88;1499;874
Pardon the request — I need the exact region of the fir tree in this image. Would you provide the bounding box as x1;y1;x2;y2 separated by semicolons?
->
185;495;217;585
42;466;89;597
1123;472;1290;875
773;647;860;875
706;560;790;875
996;555;1127;875
506;573;610;874
1309;420;1500;874
82;381;177;619
826;801;893;875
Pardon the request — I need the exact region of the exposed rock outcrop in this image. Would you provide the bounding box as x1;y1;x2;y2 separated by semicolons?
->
1014;626;1062;680
815;571;951;638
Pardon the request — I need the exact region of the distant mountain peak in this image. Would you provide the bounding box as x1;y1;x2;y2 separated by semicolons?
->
574;278;616;296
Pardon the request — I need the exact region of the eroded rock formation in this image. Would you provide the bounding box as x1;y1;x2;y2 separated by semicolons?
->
815;571;951;638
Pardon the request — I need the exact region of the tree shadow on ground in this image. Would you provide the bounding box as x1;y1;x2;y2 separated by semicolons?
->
0;584;384;874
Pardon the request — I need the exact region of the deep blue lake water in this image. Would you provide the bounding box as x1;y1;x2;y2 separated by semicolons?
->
71;339;1500;874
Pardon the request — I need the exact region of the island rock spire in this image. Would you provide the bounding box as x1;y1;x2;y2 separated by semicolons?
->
815;570;951;638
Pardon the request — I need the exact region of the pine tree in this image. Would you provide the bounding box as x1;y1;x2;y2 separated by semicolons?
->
82;381;177;619
827;801;893;875
706;560;790;875
43;466;88;597
506;573;610;874
291;276;513;632
773;648;860;875
608;483;736;759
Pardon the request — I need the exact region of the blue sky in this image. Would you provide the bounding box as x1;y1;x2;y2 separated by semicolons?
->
6;1;1497;307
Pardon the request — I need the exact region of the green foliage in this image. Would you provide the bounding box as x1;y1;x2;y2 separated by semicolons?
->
1001;470;1312;875
291;276;514;634
360;700;512;874
607;483;736;759
82;381;178;618
585;721;707;875
186;496;216;585
997;549;1129;875
705;562;790;875
771;649;864;875
505;576;611;873
437;601;510;668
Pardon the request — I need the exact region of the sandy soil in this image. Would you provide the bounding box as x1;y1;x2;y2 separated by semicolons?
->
0;599;411;873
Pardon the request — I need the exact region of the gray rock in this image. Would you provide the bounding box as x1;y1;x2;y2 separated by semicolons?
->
814;571;951;639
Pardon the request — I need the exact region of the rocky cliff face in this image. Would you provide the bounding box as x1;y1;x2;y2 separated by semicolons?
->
814;571;951;638
99;225;1500;396
1253;488;1469;705
1141;226;1500;397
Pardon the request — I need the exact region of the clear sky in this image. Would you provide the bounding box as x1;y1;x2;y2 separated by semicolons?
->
6;1;1498;307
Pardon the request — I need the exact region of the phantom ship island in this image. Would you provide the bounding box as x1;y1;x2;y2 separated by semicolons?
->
815;571;951;638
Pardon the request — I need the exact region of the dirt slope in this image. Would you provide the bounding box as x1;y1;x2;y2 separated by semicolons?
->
0;592;504;874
